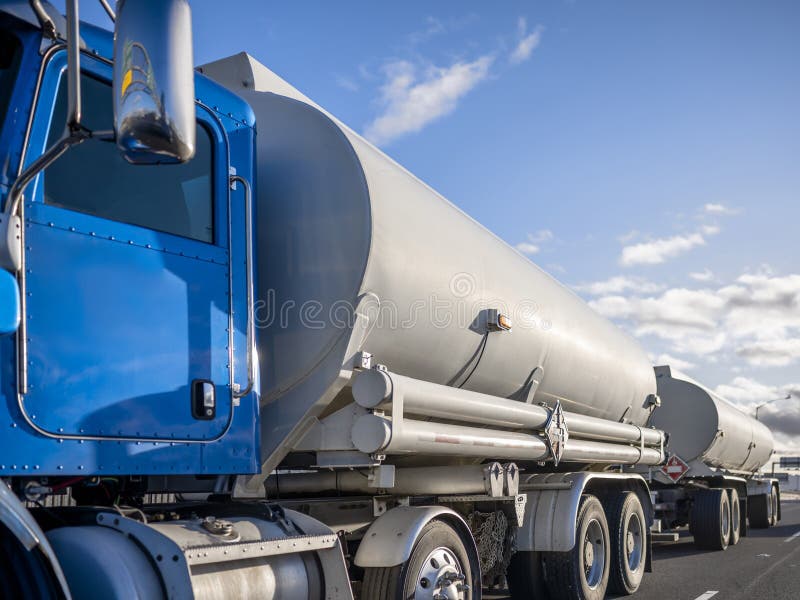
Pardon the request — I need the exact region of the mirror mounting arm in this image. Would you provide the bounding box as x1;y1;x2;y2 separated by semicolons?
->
65;0;81;130
1;0;122;272
1;0;92;272
98;0;116;21
28;0;57;39
0;129;91;272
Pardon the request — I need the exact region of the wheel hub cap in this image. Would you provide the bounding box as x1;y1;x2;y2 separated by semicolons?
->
415;546;468;600
584;540;594;567
583;519;606;590
626;513;643;571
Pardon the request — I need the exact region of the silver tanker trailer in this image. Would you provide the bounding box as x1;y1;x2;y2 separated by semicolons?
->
642;366;780;551
194;52;669;599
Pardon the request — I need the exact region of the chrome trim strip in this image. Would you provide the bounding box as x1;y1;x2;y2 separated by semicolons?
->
230;174;255;399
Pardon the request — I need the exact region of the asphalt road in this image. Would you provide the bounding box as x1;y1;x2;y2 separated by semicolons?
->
486;500;800;600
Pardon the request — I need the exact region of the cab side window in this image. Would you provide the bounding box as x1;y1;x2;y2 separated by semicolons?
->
44;72;214;243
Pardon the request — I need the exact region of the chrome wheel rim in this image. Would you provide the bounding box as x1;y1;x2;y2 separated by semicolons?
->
625;512;643;572
722;500;730;539
771;488;778;522
414;546;467;600
583;519;606;589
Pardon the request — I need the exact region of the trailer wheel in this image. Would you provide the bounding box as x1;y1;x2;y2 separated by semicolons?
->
748;493;770;529
769;485;779;526
544;494;610;600
690;488;730;550
507;551;547;599
361;518;479;600
727;488;741;545
605;492;646;596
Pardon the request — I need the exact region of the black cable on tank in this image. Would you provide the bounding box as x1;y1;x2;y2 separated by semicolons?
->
456;333;489;389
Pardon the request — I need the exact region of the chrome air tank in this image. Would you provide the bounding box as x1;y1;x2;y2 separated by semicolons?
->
199;54;657;469
652;366;774;473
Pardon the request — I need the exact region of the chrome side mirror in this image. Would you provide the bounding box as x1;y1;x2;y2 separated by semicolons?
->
113;0;195;164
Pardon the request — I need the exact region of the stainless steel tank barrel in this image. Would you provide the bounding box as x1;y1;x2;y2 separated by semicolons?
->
652;366;774;473
199;54;659;470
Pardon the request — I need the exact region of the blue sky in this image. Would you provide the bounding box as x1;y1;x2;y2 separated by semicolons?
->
70;1;800;447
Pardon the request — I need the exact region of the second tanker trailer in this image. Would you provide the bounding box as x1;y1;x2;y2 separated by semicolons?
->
641;366;780;551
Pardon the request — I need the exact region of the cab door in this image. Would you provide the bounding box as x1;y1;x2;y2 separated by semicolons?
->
18;52;233;442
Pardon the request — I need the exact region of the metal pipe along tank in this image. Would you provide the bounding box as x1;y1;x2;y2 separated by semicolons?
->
351;414;664;466
265;464;506;496
352;368;664;446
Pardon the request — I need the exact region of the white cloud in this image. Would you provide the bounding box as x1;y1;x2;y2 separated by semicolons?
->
529;229;553;243
620;225;720;267
515;229;554;256
704;203;739;215
714;377;800;441
364;55;494;145
575;275;664;296
510;18;543;64
515;242;540;255
335;75;359;92
735;339;800;367
689;269;714;282
719;273;800;366
407;16;446;44
407;14;478;45
620;232;705;267
363;17;544;145
652;353;695;372
589;271;800;366
618;230;640;243
590;287;725;333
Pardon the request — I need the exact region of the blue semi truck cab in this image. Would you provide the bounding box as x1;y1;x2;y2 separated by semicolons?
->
0;3;260;479
0;4;278;595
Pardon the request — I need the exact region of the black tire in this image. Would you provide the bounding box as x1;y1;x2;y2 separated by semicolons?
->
690;488;730;550
507;551;548;599
606;492;647;596
361;518;480;600
728;489;741;545
769;485;779;526
543;494;610;600
748;493;770;529
0;524;61;600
